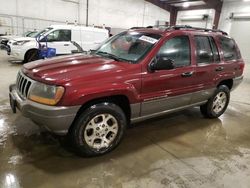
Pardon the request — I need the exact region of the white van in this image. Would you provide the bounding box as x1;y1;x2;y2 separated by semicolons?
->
7;25;109;62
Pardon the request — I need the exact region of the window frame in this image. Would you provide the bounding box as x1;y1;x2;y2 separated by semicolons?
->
219;36;239;62
194;35;215;65
45;29;72;42
208;36;220;63
156;35;192;69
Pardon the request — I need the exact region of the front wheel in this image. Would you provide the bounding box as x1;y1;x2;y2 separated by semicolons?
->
200;85;230;118
69;102;127;157
23;49;39;63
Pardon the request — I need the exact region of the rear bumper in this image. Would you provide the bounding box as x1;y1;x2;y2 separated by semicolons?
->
232;75;243;91
9;84;80;135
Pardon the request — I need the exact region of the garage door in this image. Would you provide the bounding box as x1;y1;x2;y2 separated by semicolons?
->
230;20;250;63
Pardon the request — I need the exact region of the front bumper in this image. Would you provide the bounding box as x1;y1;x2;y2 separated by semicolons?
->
7;44;25;60
0;40;8;50
9;84;81;135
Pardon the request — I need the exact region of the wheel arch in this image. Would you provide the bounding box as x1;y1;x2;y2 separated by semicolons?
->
217;79;233;90
69;95;131;132
24;48;39;62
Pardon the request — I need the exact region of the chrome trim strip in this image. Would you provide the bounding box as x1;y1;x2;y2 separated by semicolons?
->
140;88;215;117
130;88;216;123
131;101;207;123
141;92;191;116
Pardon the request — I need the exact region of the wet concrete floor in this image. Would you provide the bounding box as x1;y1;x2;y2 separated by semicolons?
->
0;50;250;188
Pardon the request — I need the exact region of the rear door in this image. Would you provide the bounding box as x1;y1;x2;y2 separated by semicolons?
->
190;35;220;104
141;34;196;116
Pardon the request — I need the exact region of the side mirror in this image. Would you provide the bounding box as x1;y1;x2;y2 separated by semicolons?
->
149;56;175;71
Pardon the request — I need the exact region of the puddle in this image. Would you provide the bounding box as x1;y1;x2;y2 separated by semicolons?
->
0;101;16;147
8;155;23;165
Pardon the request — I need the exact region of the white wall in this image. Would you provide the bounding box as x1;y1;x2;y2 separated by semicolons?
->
0;0;79;35
218;0;250;34
176;9;215;29
218;0;250;62
0;0;170;35
88;0;170;34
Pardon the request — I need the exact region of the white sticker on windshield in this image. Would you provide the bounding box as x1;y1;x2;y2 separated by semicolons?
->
139;36;158;44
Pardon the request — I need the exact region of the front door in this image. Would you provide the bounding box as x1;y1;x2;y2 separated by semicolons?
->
44;29;76;55
141;35;196;116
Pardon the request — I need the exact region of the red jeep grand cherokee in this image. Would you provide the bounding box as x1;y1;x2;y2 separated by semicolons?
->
9;26;244;156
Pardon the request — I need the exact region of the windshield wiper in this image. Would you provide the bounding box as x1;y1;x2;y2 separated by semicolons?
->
95;51;129;62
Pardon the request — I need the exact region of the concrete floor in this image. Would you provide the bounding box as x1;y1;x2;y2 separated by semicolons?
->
0;50;250;188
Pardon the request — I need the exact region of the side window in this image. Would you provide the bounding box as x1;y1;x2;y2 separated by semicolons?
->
209;36;220;63
46;30;71;42
157;36;191;68
195;36;213;64
220;37;238;61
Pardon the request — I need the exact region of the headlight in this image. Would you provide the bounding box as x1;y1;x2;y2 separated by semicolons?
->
13;40;30;46
28;82;65;105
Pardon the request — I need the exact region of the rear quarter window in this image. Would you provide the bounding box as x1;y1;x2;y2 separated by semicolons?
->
220;37;241;61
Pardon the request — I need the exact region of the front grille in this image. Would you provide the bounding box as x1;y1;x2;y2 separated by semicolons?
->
0;39;8;45
16;71;33;98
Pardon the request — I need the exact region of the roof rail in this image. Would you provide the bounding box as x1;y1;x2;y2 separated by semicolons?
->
166;25;228;35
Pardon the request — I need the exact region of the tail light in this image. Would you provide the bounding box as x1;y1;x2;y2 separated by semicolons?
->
239;62;245;71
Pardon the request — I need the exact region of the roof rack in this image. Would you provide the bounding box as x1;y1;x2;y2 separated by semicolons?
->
166;25;228;35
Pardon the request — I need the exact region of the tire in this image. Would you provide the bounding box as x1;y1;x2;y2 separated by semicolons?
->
200;85;230;118
69;102;127;157
23;49;39;63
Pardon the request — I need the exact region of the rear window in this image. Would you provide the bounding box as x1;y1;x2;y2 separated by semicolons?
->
220;37;241;61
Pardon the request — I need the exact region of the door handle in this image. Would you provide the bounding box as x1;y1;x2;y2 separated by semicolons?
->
215;66;224;72
181;71;194;78
64;44;70;46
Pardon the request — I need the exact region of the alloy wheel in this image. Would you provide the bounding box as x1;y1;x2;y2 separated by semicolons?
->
83;113;119;150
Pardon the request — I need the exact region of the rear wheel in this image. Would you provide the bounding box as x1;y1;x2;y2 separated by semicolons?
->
70;102;127;157
200;85;230;118
23;49;39;63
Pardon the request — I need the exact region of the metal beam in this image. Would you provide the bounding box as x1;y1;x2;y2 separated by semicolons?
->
170;7;178;26
177;4;213;11
160;0;201;5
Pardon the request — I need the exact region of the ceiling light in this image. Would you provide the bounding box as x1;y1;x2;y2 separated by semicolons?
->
183;2;190;8
244;0;250;2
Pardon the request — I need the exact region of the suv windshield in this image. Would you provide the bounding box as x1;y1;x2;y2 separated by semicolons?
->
94;31;162;63
26;31;38;38
34;27;53;38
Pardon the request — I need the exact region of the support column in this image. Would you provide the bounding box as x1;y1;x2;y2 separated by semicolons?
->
170;7;178;26
213;9;221;29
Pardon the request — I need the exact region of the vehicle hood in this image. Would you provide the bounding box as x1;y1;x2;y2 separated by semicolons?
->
23;54;131;85
10;37;35;42
0;35;18;40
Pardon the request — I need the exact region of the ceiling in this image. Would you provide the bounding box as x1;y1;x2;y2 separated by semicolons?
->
159;0;206;8
148;0;223;11
171;1;206;8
